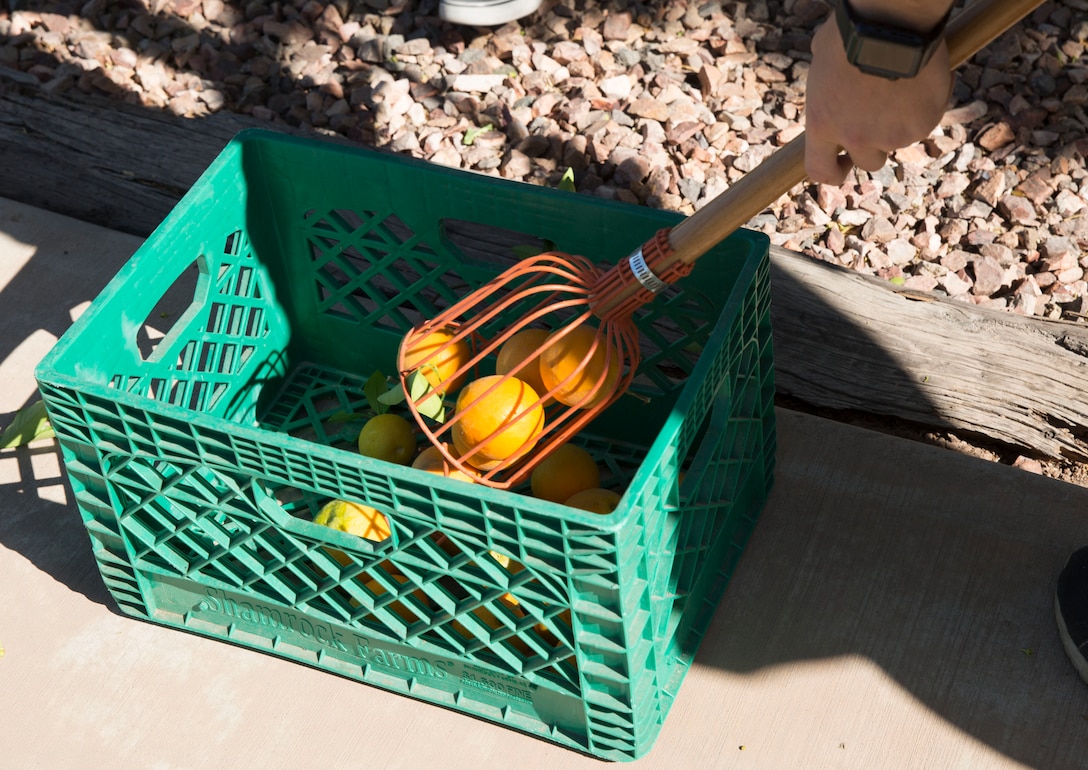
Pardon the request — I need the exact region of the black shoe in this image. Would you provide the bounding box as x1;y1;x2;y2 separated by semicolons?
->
1055;546;1088;686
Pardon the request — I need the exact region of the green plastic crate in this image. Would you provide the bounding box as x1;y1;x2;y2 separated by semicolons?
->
35;129;775;761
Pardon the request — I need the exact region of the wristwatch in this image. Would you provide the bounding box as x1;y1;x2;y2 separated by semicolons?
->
834;0;952;80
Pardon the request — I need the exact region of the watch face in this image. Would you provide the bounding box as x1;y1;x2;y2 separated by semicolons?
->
836;0;944;81
848;34;927;79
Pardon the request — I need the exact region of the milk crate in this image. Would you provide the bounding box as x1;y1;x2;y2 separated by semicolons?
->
35;129;775;761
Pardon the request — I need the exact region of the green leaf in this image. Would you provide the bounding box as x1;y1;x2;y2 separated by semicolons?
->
407;370;446;422
364;370;391;415
559;167;577;193
1;400;55;448
888;275;906;286
377;383;407;406
463;124;493;146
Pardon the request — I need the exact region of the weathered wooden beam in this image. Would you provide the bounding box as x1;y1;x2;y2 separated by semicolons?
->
4;81;1087;459
769;246;1088;461
0;80;293;236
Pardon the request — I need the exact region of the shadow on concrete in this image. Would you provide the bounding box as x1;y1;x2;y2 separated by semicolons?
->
0;440;118;611
0;209;138;612
695;407;1088;768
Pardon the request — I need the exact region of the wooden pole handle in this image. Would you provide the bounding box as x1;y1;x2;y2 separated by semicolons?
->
662;0;1046;268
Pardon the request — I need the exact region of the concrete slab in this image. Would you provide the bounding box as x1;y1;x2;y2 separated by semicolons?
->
2;197;1087;768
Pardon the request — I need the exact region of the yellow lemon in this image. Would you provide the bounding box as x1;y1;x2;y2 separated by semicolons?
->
357;412;416;465
313;499;392;565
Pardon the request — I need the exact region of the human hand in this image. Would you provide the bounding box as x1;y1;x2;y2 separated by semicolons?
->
804;16;952;185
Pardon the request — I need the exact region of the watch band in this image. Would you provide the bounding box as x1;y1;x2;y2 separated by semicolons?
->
835;0;952;80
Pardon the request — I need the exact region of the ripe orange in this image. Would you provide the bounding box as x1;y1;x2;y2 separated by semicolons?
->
530;442;600;503
412;443;478;483
450;375;545;471
357;413;416;465
313;499;392;566
402;326;472;393
495;328;552;404
538;324;621;409
564;487;622;514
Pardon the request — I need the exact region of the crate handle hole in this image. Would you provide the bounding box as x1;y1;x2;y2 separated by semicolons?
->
136;256;209;362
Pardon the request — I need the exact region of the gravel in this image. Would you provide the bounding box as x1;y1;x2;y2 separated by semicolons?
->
3;0;1088;315
3;0;1088;477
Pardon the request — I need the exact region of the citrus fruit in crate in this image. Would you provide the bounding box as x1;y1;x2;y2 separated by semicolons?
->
530;442;600;503
535;608;574;645
412;443;479;483
473;592;526;630
538;324;622;409
453;592;528;648
357;413;416;465
403;326;472;393
413;445;478;557
495;328;552;405
361;573;432;624
564;488;622;514
313;499;392;566
451;375;544;471
488;548;526;607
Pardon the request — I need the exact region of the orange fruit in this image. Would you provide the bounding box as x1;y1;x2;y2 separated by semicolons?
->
495;328;552;404
451;375;545;471
564;487;622;514
357;413;416;465
402;326;472;393
538;324;621;409
313;499;392;566
530;442;600;503
412;443;478;483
